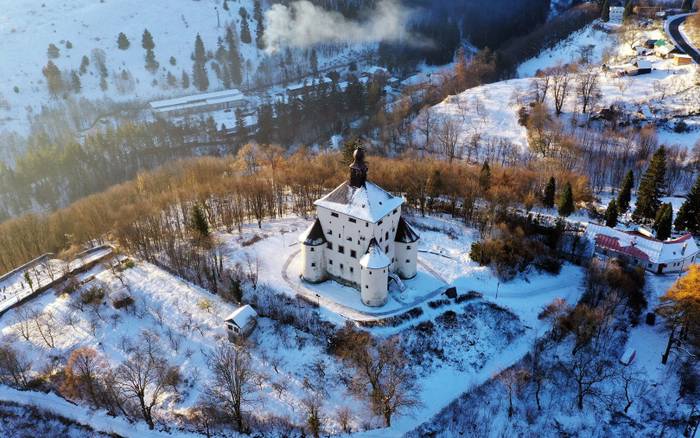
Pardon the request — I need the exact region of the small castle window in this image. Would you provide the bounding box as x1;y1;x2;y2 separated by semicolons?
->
327;242;333;250
385;232;389;240
340;263;344;269
351;250;357;258
365;285;369;288
365;223;369;227
338;245;345;254
311;263;316;267
331;212;339;218
378;220;383;225
385;245;389;254
393;209;397;214
369;271;372;275
350;267;354;273
328;229;333;235
406;259;410;263
407;245;411;250
310;247;315;252
348;218;356;223
329;259;333;265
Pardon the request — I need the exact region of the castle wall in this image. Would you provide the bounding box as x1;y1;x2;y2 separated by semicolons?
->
301;243;326;283
395;241;418;279
360;265;389;307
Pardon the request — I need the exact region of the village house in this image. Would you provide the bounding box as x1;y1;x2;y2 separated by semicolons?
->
298;148;419;307
224;304;258;339
586;224;699;274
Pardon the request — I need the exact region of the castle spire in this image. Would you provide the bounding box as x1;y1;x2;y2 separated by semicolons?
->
349;147;368;188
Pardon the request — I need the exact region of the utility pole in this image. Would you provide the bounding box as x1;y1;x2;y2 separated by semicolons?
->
215;6;220;28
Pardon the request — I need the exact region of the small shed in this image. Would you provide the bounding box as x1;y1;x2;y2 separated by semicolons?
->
224;305;258;339
627;59;652;75
673;54;693;65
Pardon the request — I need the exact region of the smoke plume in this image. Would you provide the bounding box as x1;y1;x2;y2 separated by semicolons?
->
264;0;418;51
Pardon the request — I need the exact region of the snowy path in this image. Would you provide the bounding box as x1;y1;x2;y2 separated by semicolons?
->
0;386;203;438
281;250;448;321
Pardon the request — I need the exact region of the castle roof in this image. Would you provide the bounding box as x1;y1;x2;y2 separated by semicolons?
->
298;218;327;246
315;180;404;223
586;223;698;264
359;238;391;269
395;217;420;243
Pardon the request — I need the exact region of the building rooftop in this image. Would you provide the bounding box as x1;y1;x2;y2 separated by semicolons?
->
395;217;419;243
298;218;327;246
315;180;404;223
586;224;698;264
359;238;391;269
150;89;246;113
224;304;258;328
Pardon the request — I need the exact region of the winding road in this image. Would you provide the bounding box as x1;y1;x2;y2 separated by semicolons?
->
667;14;700;64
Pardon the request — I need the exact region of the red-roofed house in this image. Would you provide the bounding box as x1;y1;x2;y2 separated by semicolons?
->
586;224;699;274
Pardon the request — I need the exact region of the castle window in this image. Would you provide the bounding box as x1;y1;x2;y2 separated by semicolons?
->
365;223;369;227
393;209;397;214
340;263;344;269
347;237;352;241
311;263;316;267
406;259;410;263
329;259;333;265
331;212;339;218
369;271;372;275
351;250;357;258
365;285;369;288
310;247;315;252
378;220;383;225
327;242;333;250
328;229;333;235
348;218;356;223
385;232;389;240
338;245;345;254
350;267;354;273
407;245;411;250
385;245;389;254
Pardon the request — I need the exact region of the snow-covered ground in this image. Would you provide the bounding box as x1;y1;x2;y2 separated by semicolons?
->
420;21;700;159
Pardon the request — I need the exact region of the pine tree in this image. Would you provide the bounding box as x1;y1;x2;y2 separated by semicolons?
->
191;204;210;238
623;0;633;20
117;32;130;50
167;71;177;87
142;29;155;50
604;199;618;227
240;8;252;44
601;0;610;21
226;26;243;85
192;34;209;91
633;146;667;223
79;55;90;75
42;60;62;97
682;0;693;12
235;108;247;141
223;0;229;11
145;48;159;73
71;71;81;93
310;48;319;76
181;70;190;89
558;182;575;217
617;170;634;214
543;176;556;208
479;161;491;191
47;43;60;59
653;203;673;241
675;175;700;234
100;75;108;91
255;17;266;50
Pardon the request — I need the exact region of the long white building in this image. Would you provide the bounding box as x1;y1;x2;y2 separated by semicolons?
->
298;148;419;307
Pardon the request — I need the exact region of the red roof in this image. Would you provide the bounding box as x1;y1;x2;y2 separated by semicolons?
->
595;235;650;261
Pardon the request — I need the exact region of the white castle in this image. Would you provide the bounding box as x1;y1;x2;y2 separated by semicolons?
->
298;148;419;307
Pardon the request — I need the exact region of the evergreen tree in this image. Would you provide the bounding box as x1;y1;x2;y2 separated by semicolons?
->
682;0;693;12
47;43;60;59
558;182;575;217
240;8;252;44
623;0;633;20
145;48;159;73
42;60;62;97
142;29;155;50
71;71;81;93
633;146;667;223
192;34;209;91
604;199;618;228
601;0;610;22
479;161;491;191
79;55;90;75
167;71;177;87
24;272;33;292
223;0;229;11
653;203;673;241
675;175;700;234
617;170;634;214
226;26;243;85
181;70;190;89
255;7;266;49
235;108;247;141
117;32;130;50
310;48;319;76
169;56;177;66
100;75;108;91
543;176;556;208
190;204;210;238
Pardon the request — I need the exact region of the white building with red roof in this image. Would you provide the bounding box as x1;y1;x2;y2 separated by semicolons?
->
585;224;698;274
298;148;419;307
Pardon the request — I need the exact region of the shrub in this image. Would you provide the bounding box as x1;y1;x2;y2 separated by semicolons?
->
80;286;105;306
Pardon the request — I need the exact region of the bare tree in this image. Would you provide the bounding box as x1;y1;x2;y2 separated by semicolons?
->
577;67;600;114
497;366;531;417
205;342;258;432
62;347;110;408
114;343;171;429
13;306;35;342
531;72;551;103
244;254;260;291
0;342;32;388
435;116;461;164
551;65;573;116
33;310;57;348
415;107;434;157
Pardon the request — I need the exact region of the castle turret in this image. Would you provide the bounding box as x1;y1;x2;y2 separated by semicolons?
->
359;238;390;307
349;147;368;188
394;217;419;279
299;218;326;283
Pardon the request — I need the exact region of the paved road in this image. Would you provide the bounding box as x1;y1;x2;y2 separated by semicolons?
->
667;14;700;64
